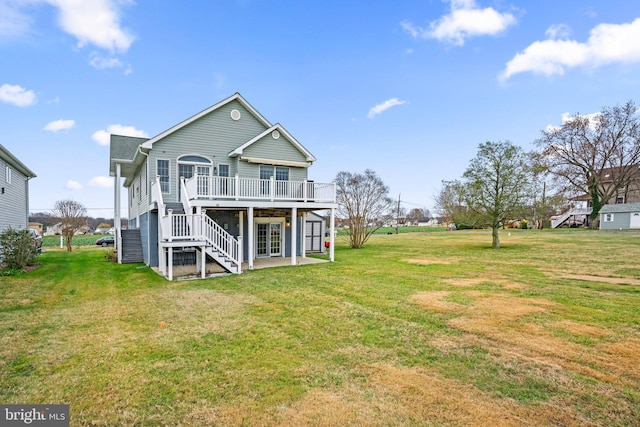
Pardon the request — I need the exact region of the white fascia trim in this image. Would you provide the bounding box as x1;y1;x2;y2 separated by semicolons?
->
240;156;311;168
141;93;272;149
228;124;317;162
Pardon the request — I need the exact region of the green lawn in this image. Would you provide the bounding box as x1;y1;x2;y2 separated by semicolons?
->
1;229;639;426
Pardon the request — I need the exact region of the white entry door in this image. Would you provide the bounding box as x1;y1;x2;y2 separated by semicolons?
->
630;212;640;229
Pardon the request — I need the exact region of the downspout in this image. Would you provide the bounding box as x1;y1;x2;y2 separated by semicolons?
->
115;163;122;263
25;175;34;229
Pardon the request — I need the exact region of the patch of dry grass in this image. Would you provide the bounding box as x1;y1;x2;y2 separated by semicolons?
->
1;231;639;425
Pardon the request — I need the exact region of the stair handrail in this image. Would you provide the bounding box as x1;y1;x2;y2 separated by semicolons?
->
201;214;241;271
551;207;593;228
180;177;193;215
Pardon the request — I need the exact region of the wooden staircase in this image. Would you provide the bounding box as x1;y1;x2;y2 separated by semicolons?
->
151;179;242;277
121;229;143;263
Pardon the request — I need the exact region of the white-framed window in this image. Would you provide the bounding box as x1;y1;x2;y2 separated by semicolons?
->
258;165;289;181
218;164;230;177
5;166;12;184
275;166;289;181
157;159;170;193
604;213;614;222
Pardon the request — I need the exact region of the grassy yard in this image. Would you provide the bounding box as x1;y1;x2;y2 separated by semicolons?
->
1;230;639;426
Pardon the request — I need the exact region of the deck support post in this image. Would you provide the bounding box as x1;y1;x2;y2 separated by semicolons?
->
291;207;297;266
247;207;254;270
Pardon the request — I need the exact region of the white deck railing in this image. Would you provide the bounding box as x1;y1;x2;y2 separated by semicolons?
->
153;178;242;272
184;175;336;203
160;210;241;270
551;207;592;228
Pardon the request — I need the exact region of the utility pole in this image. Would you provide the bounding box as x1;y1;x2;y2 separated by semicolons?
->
396;193;401;234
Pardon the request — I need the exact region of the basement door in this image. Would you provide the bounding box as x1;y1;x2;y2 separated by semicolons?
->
256;222;283;257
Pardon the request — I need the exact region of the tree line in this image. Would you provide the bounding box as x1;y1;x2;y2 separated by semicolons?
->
337;101;640;249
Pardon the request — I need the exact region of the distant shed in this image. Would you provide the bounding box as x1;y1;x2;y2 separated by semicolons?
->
599;203;640;230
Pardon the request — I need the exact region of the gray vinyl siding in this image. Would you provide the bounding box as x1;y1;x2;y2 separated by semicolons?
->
148;211;159;267
148;99;267;204
242;134;309;164
600;212;630;230
139;211;149;264
0;158;29;232
236;160;307;181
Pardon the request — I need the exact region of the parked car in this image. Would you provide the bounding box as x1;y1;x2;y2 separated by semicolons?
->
96;236;115;247
29;229;43;252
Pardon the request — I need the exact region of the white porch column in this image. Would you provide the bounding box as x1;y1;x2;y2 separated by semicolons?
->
301;211;307;258
247;207;254;270
330;207;335;262
239;211;244;259
168;247;173;281
115;163;122;264
291;207;297;266
201;245;206;279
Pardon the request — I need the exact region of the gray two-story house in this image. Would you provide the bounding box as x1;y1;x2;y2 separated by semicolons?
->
0;144;36;232
109;93;336;280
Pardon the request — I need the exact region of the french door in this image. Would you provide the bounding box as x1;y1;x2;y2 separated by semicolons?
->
256;222;283;257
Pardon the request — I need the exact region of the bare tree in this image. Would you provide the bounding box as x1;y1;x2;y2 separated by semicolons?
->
52;200;88;252
463;141;531;248
536;101;640;226
335;169;395;248
435;180;487;229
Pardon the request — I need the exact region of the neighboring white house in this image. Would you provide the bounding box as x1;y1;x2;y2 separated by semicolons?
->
109;93;337;279
0;144;36;233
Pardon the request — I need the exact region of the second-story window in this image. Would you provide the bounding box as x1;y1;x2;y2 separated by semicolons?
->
157;159;169;193
275;166;289;181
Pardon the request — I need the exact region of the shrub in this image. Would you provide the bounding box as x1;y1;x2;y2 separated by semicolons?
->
0;228;39;271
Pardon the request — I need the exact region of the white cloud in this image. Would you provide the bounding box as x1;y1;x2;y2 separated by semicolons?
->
0;83;37;107
545;111;602;132
66;180;82;190
89;176;113;188
501;17;640;80
44;119;76;132
1;0;134;52
89;53;123;70
45;0;135;53
367;98;407;119
402;0;516;46
545;24;571;40
0;1;33;37
92;124;149;146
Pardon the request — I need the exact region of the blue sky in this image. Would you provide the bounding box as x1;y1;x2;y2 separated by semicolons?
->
2;0;640;218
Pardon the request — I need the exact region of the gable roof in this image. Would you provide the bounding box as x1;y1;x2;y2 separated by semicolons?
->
0;144;36;178
228;123;316;163
600;203;640;213
140;93;271;150
109;135;149;176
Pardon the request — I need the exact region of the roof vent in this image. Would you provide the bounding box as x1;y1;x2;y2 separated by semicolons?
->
230;109;241;121
272;130;280;139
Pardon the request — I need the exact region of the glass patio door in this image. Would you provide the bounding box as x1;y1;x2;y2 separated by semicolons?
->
255;222;282;257
257;224;268;257
270;223;282;256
